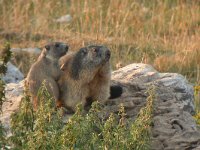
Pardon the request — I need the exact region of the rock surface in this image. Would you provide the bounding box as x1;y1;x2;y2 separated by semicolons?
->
11;47;41;55
54;14;72;23
1;63;200;149
0;80;24;137
2;62;24;83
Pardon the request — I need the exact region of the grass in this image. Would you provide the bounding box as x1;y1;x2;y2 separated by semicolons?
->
0;0;199;82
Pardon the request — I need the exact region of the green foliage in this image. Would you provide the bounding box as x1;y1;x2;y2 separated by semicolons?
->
194;85;200;125
0;42;12;149
0;42;12;110
130;87;155;150
10;92;34;148
10;84;154;150
0;80;5;112
10;83;63;149
194;113;200;126
25;84;63;150
0;42;12;75
194;85;200;113
0;122;7;149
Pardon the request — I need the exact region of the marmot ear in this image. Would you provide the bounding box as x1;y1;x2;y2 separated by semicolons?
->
45;44;50;51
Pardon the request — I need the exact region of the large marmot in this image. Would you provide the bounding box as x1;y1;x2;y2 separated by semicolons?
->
58;45;112;112
26;42;68;109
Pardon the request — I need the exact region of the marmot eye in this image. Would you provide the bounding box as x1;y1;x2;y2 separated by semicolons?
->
55;43;59;48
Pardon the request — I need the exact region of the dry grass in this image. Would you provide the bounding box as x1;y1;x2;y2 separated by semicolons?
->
0;0;200;83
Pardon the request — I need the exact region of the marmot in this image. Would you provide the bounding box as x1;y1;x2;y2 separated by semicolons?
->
58;45;112;112
26;42;68;109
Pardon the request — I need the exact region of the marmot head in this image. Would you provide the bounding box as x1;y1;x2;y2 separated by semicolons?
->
43;42;69;59
71;45;111;80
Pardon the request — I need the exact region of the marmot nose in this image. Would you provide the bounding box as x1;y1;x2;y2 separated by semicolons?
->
105;50;111;59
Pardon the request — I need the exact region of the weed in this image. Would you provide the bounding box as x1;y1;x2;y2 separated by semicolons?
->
0;42;12;149
10;84;155;149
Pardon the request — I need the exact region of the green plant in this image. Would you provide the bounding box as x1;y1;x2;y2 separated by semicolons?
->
0;122;7;149
194;113;200;126
0;42;12;110
0;80;6;148
0;42;12;149
10;82;63;149
130;86;155;150
10;84;155;149
10;92;35;148
0;43;12;75
194;85;200;125
25;83;63;150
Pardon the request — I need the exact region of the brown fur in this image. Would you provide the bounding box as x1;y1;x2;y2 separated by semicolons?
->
58;45;111;112
26;42;68;110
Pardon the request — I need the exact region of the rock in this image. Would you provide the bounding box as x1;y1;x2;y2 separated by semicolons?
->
2;62;24;83
0;63;200;149
54;14;72;23
0;80;24;137
11;47;41;55
109;63;200;149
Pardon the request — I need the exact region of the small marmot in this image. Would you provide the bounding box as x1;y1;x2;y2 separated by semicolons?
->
58;45;111;112
26;42;68;109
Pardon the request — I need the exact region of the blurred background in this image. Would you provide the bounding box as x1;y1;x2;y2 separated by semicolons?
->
0;0;200;85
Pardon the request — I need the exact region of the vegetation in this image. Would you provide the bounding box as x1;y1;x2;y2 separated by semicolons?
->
0;43;12;109
0;43;12;149
0;0;199;82
9;84;154;150
194;85;200;125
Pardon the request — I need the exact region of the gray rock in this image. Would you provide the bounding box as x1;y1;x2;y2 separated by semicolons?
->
2;62;24;83
11;47;41;54
1;63;200;149
109;63;200;149
54;14;72;23
0;80;24;137
112;63;195;114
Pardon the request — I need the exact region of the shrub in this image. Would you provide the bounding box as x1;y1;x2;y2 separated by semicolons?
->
10;83;63;149
0;42;12;110
194;85;200;126
10;85;154;150
0;43;12;149
0;122;6;149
